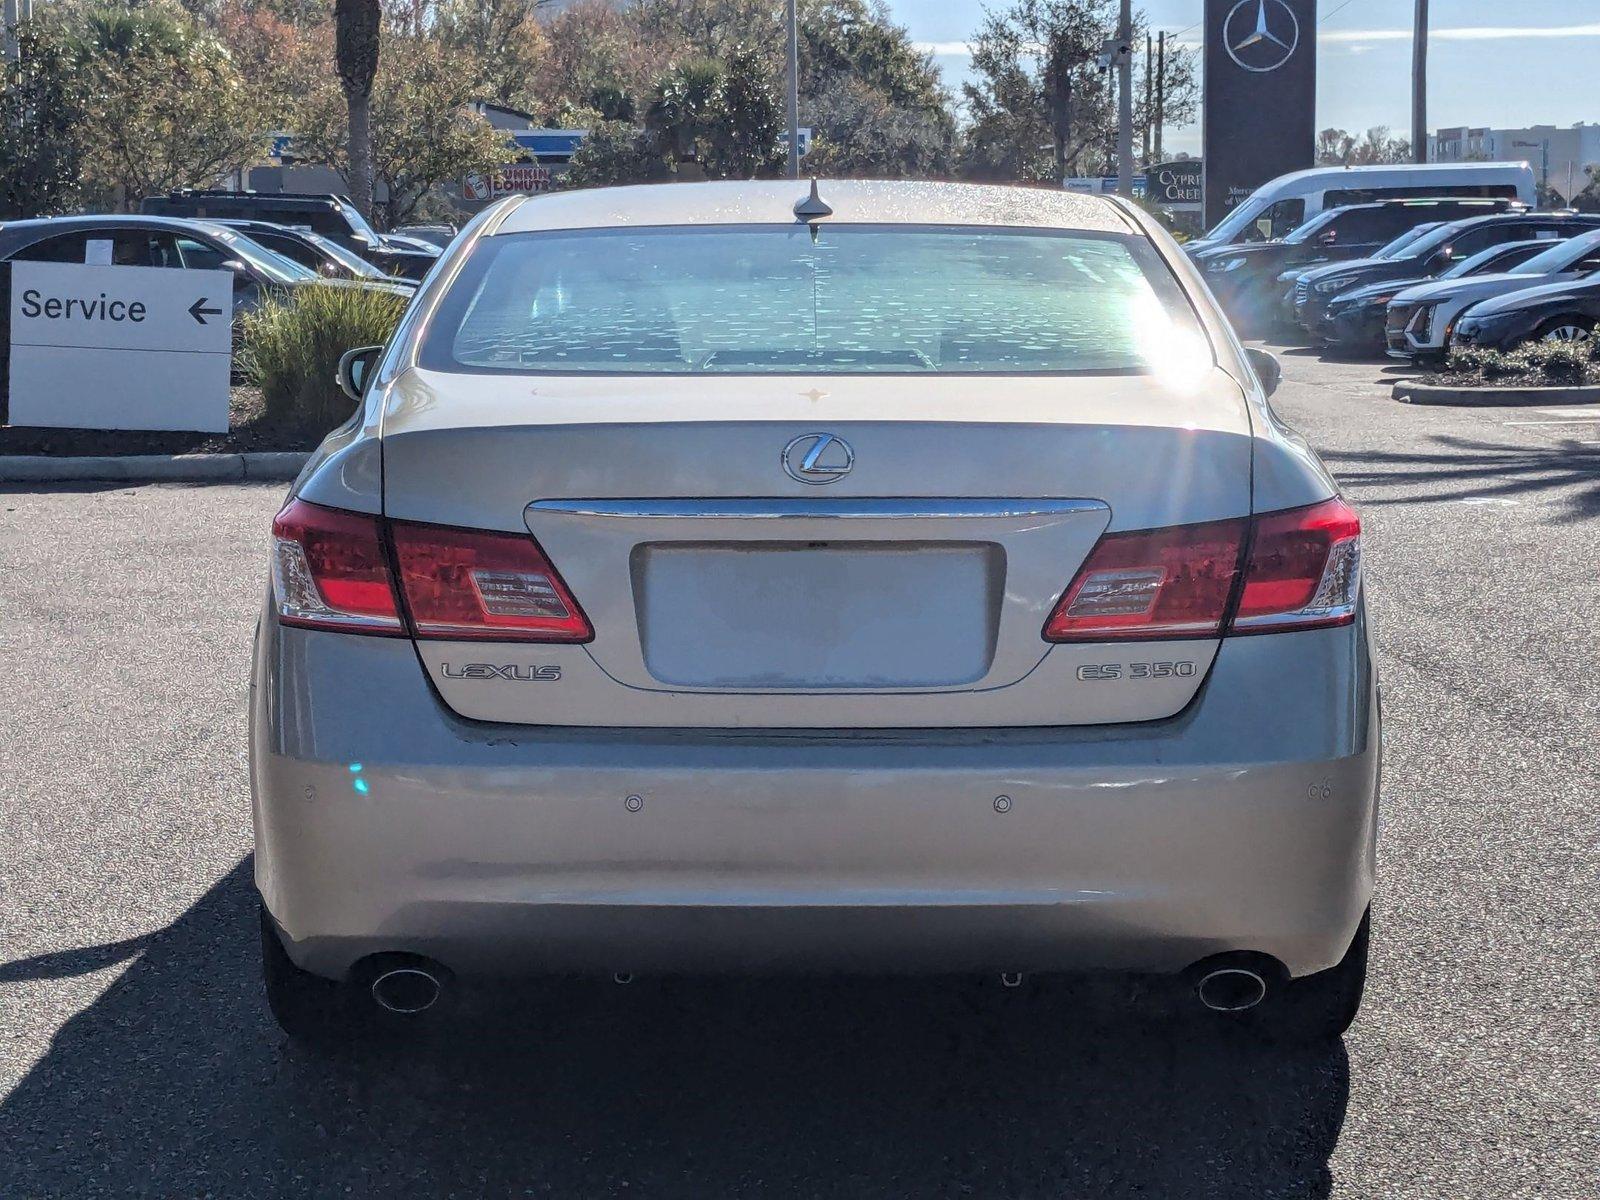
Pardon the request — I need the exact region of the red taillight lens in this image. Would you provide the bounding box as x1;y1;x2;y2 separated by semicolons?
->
1042;498;1362;643
271;499;404;634
1043;517;1248;642
1232;497;1361;633
390;519;593;642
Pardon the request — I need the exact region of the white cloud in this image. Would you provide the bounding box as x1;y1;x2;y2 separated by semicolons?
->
1321;24;1600;43
918;23;1600;59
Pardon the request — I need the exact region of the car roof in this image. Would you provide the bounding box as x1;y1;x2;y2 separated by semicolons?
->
0;213;242;244
493;180;1138;236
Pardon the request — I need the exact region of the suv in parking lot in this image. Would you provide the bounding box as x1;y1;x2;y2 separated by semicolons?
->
253;181;1379;1048
1294;211;1600;340
141;191;438;280
1194;198;1520;332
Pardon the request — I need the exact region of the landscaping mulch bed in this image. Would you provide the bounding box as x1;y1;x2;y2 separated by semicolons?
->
0;387;329;457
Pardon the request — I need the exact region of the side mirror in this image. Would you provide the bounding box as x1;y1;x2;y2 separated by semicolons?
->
1245;347;1281;397
337;344;384;402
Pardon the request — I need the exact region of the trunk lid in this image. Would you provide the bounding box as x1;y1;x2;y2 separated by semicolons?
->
381;369;1252;728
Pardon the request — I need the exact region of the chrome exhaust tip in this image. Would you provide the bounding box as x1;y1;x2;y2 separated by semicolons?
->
370;965;445;1015
1195;967;1268;1013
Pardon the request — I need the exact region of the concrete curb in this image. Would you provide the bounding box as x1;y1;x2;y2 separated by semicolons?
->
0;451;309;484
1393;380;1600;407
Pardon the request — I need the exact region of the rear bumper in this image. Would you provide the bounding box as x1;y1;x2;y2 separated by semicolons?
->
251;609;1381;981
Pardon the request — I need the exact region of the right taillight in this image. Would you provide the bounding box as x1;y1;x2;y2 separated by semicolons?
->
1230;497;1361;633
1043;496;1361;643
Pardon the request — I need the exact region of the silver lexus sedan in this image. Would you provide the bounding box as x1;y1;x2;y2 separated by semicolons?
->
251;180;1378;1044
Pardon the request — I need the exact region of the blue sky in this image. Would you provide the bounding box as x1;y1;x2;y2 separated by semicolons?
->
893;0;1600;153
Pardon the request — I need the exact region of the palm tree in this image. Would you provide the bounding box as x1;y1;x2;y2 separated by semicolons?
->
334;0;381;221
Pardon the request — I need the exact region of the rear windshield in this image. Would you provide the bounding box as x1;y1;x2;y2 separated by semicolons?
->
418;225;1209;375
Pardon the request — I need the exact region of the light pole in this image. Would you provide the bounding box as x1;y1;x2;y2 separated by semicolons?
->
785;0;799;180
1411;0;1429;163
1116;0;1133;196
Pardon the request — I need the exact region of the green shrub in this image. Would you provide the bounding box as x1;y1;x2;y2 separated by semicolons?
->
1521;339;1593;383
240;285;410;429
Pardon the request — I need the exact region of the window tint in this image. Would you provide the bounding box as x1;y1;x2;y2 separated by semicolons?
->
10;232;91;262
422;225;1211;377
1324;185;1519;206
1254;198;1305;240
253;232;323;271
175;236;230;271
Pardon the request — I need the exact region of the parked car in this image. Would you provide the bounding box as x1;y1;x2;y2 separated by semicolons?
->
1385;231;1600;361
140;191;440;280
253;180;1379;1048
393;223;458;249
1320;237;1580;357
1294;212;1600;341
1273;221;1447;327
1453;273;1600;351
1184;161;1536;256
1194;198;1520;332
0;215;412;362
214;219;417;289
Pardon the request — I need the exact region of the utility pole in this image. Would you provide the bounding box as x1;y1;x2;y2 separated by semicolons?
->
1412;0;1429;163
1142;33;1153;167
1154;31;1165;163
1116;0;1133;196
785;0;800;180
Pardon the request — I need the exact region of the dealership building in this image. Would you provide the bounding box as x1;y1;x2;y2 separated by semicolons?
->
1430;122;1600;201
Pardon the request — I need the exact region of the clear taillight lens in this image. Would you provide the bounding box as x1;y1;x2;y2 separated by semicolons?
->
1043;518;1248;642
1231;497;1361;633
390;519;593;642
271;499;404;634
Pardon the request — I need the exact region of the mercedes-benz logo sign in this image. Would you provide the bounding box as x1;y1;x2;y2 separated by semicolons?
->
1224;0;1300;74
782;432;854;485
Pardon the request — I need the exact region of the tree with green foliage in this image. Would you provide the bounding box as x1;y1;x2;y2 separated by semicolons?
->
1316;126;1411;166
960;0;1195;182
63;2;271;208
0;23;85;219
290;30;507;228
800;0;953;176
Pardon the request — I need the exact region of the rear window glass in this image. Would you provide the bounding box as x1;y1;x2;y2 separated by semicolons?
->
418;225;1210;375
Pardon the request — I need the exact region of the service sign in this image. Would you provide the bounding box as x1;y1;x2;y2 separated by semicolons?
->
7;261;233;432
1202;0;1317;228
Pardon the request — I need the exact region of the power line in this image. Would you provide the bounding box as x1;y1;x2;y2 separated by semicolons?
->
1171;0;1366;43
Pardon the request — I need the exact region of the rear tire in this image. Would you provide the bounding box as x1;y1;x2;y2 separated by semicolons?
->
1263;908;1370;1043
260;903;359;1048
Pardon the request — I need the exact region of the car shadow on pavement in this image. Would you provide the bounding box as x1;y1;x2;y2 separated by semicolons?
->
1322;435;1600;521
1;862;1350;1199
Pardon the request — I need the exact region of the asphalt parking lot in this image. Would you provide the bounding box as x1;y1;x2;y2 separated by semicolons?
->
2;347;1596;1198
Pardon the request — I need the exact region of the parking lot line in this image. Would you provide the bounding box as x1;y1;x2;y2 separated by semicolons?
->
1501;418;1600;426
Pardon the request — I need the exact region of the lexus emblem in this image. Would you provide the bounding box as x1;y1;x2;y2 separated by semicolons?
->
1224;0;1300;74
782;432;854;485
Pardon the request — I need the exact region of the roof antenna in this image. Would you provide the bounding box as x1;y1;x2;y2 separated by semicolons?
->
794;178;833;222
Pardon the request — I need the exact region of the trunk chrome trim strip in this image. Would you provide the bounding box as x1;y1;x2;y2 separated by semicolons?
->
527;498;1108;520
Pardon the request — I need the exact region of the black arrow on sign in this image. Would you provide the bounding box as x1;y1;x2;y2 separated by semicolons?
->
188;297;223;325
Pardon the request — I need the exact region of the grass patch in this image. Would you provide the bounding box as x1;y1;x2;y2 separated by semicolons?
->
240;285;410;430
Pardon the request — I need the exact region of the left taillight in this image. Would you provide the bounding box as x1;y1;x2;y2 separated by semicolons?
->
271;498;405;634
271;499;594;643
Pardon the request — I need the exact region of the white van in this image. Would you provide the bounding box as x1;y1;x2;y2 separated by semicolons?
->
1187;162;1537;255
